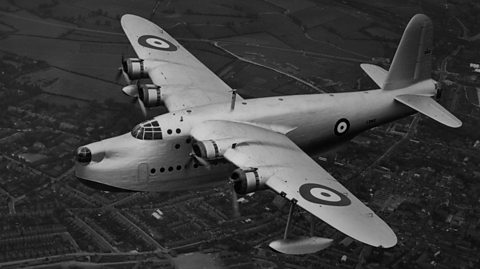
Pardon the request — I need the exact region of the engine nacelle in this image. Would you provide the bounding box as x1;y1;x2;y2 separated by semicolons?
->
123;58;148;80
230;168;272;195
192;139;243;160
138;84;162;107
192;140;224;160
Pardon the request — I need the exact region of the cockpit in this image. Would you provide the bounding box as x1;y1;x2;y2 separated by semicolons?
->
131;120;163;140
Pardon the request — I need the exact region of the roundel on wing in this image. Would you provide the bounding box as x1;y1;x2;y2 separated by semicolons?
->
334;118;350;136
138;35;177;51
299;183;351;206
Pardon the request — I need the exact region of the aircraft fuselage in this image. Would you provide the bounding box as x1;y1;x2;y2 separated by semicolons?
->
75;80;435;191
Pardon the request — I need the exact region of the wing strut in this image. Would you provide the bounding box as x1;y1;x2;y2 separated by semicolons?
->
230;89;237;111
283;199;296;240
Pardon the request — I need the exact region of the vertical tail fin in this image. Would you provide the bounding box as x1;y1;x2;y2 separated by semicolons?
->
361;14;462;128
383;14;433;90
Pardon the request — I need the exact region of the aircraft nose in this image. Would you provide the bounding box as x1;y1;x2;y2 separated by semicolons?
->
76;147;92;165
75;145;106;165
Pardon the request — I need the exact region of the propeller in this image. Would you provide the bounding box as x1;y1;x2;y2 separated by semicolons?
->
115;55;148;118
435;69;447;100
121;81;147;118
435;56;456;103
188;152;211;169
116;54;131;84
137;97;147;118
229;177;241;218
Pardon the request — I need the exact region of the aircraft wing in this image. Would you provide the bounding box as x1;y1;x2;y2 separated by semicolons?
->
191;120;397;248
121;14;241;111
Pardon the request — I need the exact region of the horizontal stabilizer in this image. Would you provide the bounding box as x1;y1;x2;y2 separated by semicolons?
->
360;63;388;88
395;94;462;128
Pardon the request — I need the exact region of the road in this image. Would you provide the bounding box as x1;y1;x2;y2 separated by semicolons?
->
0;10;124;36
357;115;420;179
213;41;325;93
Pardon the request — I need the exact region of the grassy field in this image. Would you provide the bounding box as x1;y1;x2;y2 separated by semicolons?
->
17;67;125;102
0;9;73;37
32;93;90;108
187;24;236;39
266;0;315;13
220;32;291;48
187;43;234;73
0;0;406;105
291;6;338;28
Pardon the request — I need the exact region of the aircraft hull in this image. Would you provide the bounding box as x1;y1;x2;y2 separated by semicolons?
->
75;86;424;192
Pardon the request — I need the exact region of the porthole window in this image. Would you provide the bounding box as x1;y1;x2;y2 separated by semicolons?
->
167;129;172;135
174;144;180;149
168;167;173;172
278;98;284;101
160;167;165;173
176;128;181;134
176;165;182;170
150;168;156;174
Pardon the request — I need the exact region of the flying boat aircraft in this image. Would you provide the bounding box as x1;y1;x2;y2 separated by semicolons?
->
75;14;461;254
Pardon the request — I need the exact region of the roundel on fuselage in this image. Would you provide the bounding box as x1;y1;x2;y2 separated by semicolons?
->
334;118;350;136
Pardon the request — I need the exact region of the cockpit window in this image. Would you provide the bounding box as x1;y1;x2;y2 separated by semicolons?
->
131;120;163;140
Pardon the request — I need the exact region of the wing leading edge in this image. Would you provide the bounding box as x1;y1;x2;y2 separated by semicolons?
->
191;120;397;248
121;14;242;111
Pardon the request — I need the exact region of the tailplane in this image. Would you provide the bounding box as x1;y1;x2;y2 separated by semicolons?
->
395;94;462;128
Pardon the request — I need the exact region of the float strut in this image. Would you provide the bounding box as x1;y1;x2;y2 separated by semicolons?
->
230;89;237;111
283;199;297;240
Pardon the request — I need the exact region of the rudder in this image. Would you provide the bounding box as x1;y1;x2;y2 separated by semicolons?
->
383;14;433;90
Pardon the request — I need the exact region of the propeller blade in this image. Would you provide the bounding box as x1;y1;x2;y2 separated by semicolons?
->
189;153;211;169
115;67;123;82
122;69;131;85
195;155;211;169
230;181;240;218
137;98;148;118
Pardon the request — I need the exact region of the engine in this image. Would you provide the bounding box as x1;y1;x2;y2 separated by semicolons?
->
230;168;272;195
192;140;224;160
192;138;242;160
123;58;149;80
138;84;162;107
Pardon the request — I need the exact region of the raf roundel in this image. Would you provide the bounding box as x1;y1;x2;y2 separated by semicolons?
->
299;183;351;206
334;118;350;136
138;35;177;51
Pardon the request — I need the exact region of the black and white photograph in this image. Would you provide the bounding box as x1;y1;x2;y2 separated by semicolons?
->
0;0;479;268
